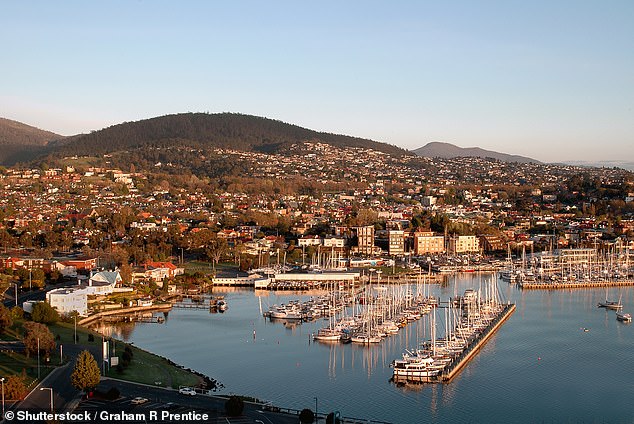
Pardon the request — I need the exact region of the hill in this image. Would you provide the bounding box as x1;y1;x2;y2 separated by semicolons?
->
46;112;410;158
0;118;62;165
412;142;540;164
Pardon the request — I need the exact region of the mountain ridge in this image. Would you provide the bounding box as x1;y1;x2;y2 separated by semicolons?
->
0;117;63;165
412;141;540;164
44;112;412;158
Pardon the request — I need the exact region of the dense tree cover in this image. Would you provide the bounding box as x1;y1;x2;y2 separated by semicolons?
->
45;113;409;160
71;350;101;392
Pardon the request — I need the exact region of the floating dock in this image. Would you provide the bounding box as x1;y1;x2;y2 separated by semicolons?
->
519;280;634;290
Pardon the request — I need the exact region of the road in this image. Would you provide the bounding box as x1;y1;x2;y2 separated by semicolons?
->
6;347;300;424
1;285;311;423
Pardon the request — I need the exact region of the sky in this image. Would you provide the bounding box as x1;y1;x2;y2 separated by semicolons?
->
1;0;633;163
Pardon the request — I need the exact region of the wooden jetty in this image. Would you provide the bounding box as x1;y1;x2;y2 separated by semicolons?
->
519;280;634;290
99;314;165;324
78;303;172;326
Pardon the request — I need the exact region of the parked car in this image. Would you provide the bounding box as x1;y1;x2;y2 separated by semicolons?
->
131;397;148;405
178;387;196;396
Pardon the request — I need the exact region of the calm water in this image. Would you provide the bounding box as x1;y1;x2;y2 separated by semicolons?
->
98;275;634;423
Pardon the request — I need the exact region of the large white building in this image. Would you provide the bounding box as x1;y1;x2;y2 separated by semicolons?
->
46;270;123;316
47;287;88;316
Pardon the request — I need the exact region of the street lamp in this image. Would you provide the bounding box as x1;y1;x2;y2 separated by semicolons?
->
1;377;5;418
314;397;318;423
40;387;53;413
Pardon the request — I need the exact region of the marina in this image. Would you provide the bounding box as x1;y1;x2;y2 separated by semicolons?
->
392;302;516;383
94;273;634;423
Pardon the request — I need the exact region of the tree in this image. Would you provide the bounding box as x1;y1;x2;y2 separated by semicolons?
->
299;408;315;423
10;306;23;320
205;237;228;273
31;302;60;324
0;303;12;333
70;350;101;392
4;375;27;400
30;268;46;289
22;321;56;359
224;395;244;417
326;412;342;424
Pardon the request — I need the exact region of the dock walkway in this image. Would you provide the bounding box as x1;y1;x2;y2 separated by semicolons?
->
440;303;516;382
519;280;634;290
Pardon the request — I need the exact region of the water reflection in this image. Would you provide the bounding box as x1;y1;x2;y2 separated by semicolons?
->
89;274;634;424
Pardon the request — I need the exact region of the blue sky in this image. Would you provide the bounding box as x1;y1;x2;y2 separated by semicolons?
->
1;1;632;162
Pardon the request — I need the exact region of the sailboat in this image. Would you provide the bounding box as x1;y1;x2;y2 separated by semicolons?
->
597;291;623;310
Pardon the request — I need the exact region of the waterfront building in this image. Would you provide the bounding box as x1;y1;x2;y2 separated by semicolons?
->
388;230;405;256
353;225;375;255
46;287;88;316
298;235;322;247
557;248;597;265
479;235;505;253
413;231;445;255
449;235;480;254
323;236;346;249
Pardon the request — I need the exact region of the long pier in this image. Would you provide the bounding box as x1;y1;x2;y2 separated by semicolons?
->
393;303;516;385
519;280;634;290
78;303;172;326
440;303;515;382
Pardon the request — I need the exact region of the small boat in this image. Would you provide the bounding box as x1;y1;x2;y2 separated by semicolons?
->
217;299;228;312
616;312;632;322
313;328;341;342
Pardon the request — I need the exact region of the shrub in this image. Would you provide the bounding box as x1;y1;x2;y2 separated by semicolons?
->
326;412;341;424
225;395;244;417
299;409;315;423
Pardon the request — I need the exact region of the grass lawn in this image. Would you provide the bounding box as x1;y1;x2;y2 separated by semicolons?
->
49;321;104;347
106;342;200;389
0;351;52;386
0;320;58;383
2;318;204;393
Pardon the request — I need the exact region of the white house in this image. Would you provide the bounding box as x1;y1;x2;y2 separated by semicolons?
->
45;270;123;316
86;271;122;295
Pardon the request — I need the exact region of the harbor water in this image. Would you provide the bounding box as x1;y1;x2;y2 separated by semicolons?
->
96;274;634;423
